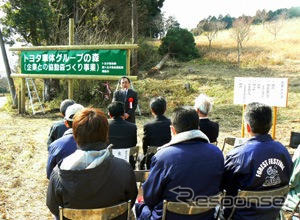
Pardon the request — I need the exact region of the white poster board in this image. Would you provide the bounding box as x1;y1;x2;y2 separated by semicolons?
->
112;149;130;162
234;77;288;107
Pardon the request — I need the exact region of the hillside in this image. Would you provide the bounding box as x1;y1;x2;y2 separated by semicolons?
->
0;18;299;219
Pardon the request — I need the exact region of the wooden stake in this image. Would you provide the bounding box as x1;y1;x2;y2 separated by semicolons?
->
272;106;277;139
68;18;74;100
126;49;131;76
21;78;25;113
241;104;246;137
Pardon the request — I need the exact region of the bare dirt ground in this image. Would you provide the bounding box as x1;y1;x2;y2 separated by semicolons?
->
0;111;54;219
0;97;7;108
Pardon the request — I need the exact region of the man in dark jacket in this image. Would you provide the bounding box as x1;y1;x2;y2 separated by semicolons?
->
108;101;137;169
46;103;84;179
46;107;137;220
112;76;138;123
140;96;171;170
222;102;293;220
47;99;75;148
194;94;219;143
136;107;224;220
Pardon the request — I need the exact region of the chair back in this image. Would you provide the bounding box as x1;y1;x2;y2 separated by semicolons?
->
228;185;289;220
59;201;131;220
211;141;218;146
286;193;300;220
222;137;236;152
147;146;159;155
134;170;150;183
162;192;224;220
129;146;139;162
289;131;300;149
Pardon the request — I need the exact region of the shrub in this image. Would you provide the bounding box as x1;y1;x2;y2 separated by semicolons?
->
159;27;199;61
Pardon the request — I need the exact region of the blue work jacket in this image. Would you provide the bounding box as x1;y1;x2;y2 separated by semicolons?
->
222;134;293;220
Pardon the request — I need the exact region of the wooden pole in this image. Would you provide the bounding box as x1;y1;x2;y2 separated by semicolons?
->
131;0;138;75
68;18;74;100
18;87;21;113
126;49;131;76
21;78;25;113
241;104;246;137
272;106;277;139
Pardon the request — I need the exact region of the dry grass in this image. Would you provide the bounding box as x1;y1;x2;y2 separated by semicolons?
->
196;18;300;67
0;18;300;219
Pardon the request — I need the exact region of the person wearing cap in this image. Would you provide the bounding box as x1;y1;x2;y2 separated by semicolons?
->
112;76;138;124
194;94;219;143
46;103;84;179
47;99;75;148
46;108;137;220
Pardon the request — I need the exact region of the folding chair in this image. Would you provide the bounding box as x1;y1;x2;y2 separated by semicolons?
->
129;146;139;163
144;146;159;169
289;131;300;149
134;170;150;183
283;193;300;220
162;191;224;220
212;141;218;146
227;185;290;220
290;197;300;220
146;146;159;155
59;200;131;220
221;137;236;152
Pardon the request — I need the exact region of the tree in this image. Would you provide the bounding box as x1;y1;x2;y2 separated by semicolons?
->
221;14;234;29
231;16;253;65
265;13;286;40
288;7;300;18
1;0;54;46
0;28;17;106
1;0;166;101
152;13;165;38
159;27;199;61
197;19;226;49
164;16;180;35
254;9;268;26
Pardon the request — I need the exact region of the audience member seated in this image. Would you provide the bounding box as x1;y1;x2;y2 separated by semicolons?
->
140;96;171;170
46;107;137;220
108;101;137;169
194;94;219;143
47;99;75;148
222;102;293;220
46;103;84;179
136;107;224;220
282;144;300;218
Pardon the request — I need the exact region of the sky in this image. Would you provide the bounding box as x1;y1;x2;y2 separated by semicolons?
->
161;0;300;30
1;0;300;77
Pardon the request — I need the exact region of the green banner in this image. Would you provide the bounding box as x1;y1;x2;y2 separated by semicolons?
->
21;49;127;75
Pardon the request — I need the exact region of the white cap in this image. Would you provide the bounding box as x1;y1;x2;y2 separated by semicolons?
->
64;104;84;121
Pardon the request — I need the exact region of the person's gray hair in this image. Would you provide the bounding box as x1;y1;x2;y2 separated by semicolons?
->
244;102;272;134
194;94;213;116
